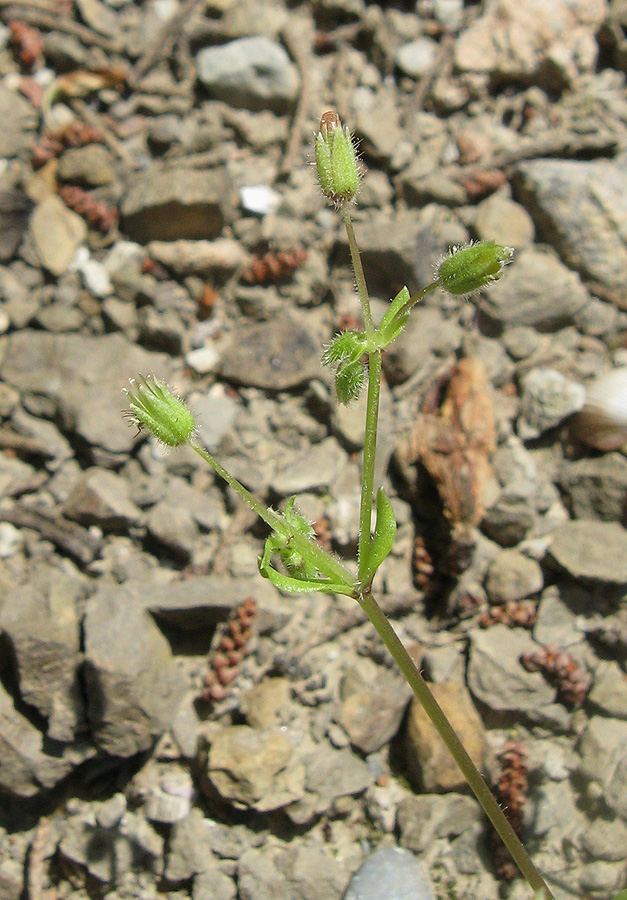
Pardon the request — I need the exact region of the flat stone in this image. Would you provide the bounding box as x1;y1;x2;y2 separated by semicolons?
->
515;152;627;299
219;313;321;390
474;194;535;249
481;247;590;329
238;844;348;900
518;368;585;440
286;744;371;825
588;661;627;720
271;437;347;495
63;467;142;531
57;144;116;186
196;36;298;113
557;453;627;523
398;793;483;854
147;239;247;277
548;520;627;584
467;625;557;717
84;584;186;757
339;684;409;755
0;85;37;156
30;195;87;277
122;166;230;243
343;846;435;900
0;562;86;741
206;725;305;812
578;716;627;820
485;549;543;604
403;682;488;792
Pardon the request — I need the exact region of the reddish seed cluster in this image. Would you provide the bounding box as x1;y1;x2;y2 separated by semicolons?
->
202;598;257;702
241;247;307;285
412;535;436;591
479;600;537;630
32;122;103;169
9;21;43;68
57;184;119;232
492;739;528;881
520;645;591;708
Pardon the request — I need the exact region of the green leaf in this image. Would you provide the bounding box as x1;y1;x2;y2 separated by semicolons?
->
360;487;397;583
258;558;355;597
377;286;411;346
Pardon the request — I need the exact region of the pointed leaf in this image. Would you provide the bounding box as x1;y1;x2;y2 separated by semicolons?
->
377;286;410;345
361;487;397;582
258;559;355;597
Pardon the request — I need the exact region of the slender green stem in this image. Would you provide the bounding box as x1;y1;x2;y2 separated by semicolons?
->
357;350;382;583
342;205;375;337
358;589;554;900
190;440;354;587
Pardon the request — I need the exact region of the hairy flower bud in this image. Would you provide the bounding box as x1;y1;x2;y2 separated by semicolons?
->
436;241;513;298
315;110;360;205
123;376;196;448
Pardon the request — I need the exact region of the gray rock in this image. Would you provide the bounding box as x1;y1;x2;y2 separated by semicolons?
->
0;563;86;741
57;145;116;187
482;492;536;547
206;725;305;811
474;194;535;249
196;37;298;113
547;520;627;584
454;0;604;87
84;584;186;757
533;779;584;840
219;313;321;390
63;468;142;531
485;549;543;604
143;574;269;631
515;152;627;298
122;166;230;243
191;385;239;451
271;437;347;495
165;809;221;880
481;247;590;329
238;844;348;900
518;368;585;440
342;846;435;900
287;745;372;825
588;661;627;720
30;196;87;277
558;453;627;523
467;625;557;718
383;305;461;385
578;716;627;819
59;807;163;884
578;860;625;894
193;866;237;900
338;684;409;755
0;330;171;460
0;682;94;798
395;38;438;79
0;86;37;156
533;586;587;648
583;816;627;862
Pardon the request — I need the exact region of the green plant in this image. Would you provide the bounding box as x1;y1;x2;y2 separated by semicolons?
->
124;113;557;898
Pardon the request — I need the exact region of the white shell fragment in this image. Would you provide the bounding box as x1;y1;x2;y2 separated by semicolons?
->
572;367;627;451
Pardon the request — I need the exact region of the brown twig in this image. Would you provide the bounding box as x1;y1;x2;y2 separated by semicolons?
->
69;97;137;169
0;4;118;52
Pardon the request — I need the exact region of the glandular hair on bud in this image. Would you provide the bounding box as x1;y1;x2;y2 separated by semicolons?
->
315;110;360;205
436;241;514;298
123;376;196;448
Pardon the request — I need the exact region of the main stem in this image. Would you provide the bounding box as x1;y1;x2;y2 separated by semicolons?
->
359;590;554;900
358;350;381;580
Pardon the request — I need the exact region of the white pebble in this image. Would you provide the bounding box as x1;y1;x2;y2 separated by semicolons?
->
240;184;282;216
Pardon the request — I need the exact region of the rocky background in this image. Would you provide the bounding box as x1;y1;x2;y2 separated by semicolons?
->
1;0;627;898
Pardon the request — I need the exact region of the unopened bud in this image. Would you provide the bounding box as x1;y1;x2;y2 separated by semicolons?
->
436;241;513;298
123;376;196;448
315;110;360;205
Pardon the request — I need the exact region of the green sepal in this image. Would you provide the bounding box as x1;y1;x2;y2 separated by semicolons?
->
322;331;369;405
258;557;356;597
377;286;411;346
360;487;397;584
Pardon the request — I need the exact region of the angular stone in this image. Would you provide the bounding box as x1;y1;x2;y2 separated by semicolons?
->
404;682;488;792
0;562;86;741
30;196;87;277
588;661;627;720
63;468;142;531
343;846;435;900
515;153;627;298
84;584;186;757
467;625;556;717
518;368;585;440
57;144;116;186
207;725;305;811
578;716;627;820
398;793;483;854
271;437;347;495
196;37;298;113
548;520;627;584
238;844;348;900
0;86;38;156
122;166;230;243
219;313;321;390
0;330;171;458
481;247;589;329
558;453;627;523
485;549;543;604
286;745;371;825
